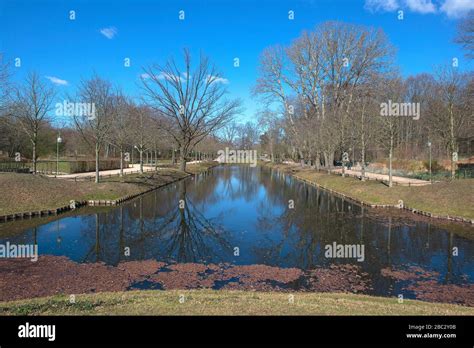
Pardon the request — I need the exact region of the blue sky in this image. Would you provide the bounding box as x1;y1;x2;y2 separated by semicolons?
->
1;0;472;124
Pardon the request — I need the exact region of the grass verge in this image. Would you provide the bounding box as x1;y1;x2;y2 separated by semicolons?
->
0;162;217;216
0;290;472;315
264;163;474;221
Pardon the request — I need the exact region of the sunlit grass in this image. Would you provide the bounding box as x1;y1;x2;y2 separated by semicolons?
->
0;162;217;216
265;163;474;220
1;290;472;316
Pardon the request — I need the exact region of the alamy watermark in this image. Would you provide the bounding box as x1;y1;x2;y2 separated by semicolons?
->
217;147;258;167
55;100;96;120
380;100;420;120
0;242;38;262
325;242;365;262
18;322;55;341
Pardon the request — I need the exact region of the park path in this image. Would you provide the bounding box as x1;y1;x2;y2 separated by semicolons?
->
332;168;430;186
49;160;207;180
49;164;156;180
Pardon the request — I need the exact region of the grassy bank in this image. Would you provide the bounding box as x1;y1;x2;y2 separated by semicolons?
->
264;162;474;221
0;161;217;216
1;290;472;315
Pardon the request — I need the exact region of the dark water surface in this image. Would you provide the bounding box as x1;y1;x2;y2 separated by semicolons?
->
1;165;473;298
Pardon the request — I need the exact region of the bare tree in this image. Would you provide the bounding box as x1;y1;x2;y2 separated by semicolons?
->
236;121;259;149
129;104;155;173
0;53;10;114
74;75;114;183
141;49;241;171
109;91;132;176
455;11;474;59
221;120;239;146
378;77;405;187
254;22;394;169
429;66;471;178
258;110;281;163
11;72;55;173
0;53;13;154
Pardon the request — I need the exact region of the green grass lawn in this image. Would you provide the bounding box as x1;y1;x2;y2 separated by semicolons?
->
265;163;474;221
0;162;217;216
1;290;472;315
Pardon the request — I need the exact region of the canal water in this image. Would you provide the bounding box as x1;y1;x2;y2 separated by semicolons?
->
1;165;473;299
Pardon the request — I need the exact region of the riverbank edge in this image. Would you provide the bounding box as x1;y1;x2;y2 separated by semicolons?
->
1;289;472;315
262;162;474;225
0;162;219;224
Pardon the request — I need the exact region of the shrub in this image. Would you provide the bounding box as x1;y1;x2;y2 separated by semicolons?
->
422;160;444;173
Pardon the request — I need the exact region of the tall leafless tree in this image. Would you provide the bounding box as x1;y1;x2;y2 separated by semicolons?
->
221;120;239;146
141;49;241;171
377;77;405;187
254;21;394;170
258;110;281;163
129;104;155;173
109;91;133;176
0;53;10;114
455;11;474;59
429;66;471;178
74;75;114;183
11;72;55;173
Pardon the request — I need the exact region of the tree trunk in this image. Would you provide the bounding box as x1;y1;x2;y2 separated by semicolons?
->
95;143;100;183
179;145;186;172
120;149;124;177
342;150;346;177
451;156;456;179
388;137;393;188
315;153;320;170
361;134;366;181
32;139;37;174
361;146;366;181
450;106;456;179
139;150;143;174
328;152;334;169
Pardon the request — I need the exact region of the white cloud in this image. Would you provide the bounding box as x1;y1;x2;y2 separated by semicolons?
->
182;72;191;79
405;0;436;13
45;76;68;86
207;75;229;84
100;27;117;39
158;72;184;82
364;0;438;14
440;0;474;18
214;77;229;84
365;0;473;17
140;72;185;82
364;0;399;12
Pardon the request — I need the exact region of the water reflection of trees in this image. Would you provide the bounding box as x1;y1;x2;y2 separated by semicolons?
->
79;177;233;264
4;166;472;289
219;166;262;202
145;181;232;263
253;168;362;268
252;167;473;286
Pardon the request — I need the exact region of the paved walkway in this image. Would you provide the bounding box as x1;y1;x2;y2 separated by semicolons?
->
49;164;156;180
332;168;431;186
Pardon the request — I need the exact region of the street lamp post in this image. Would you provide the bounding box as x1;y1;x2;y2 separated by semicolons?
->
428;141;432;183
56;133;62;177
